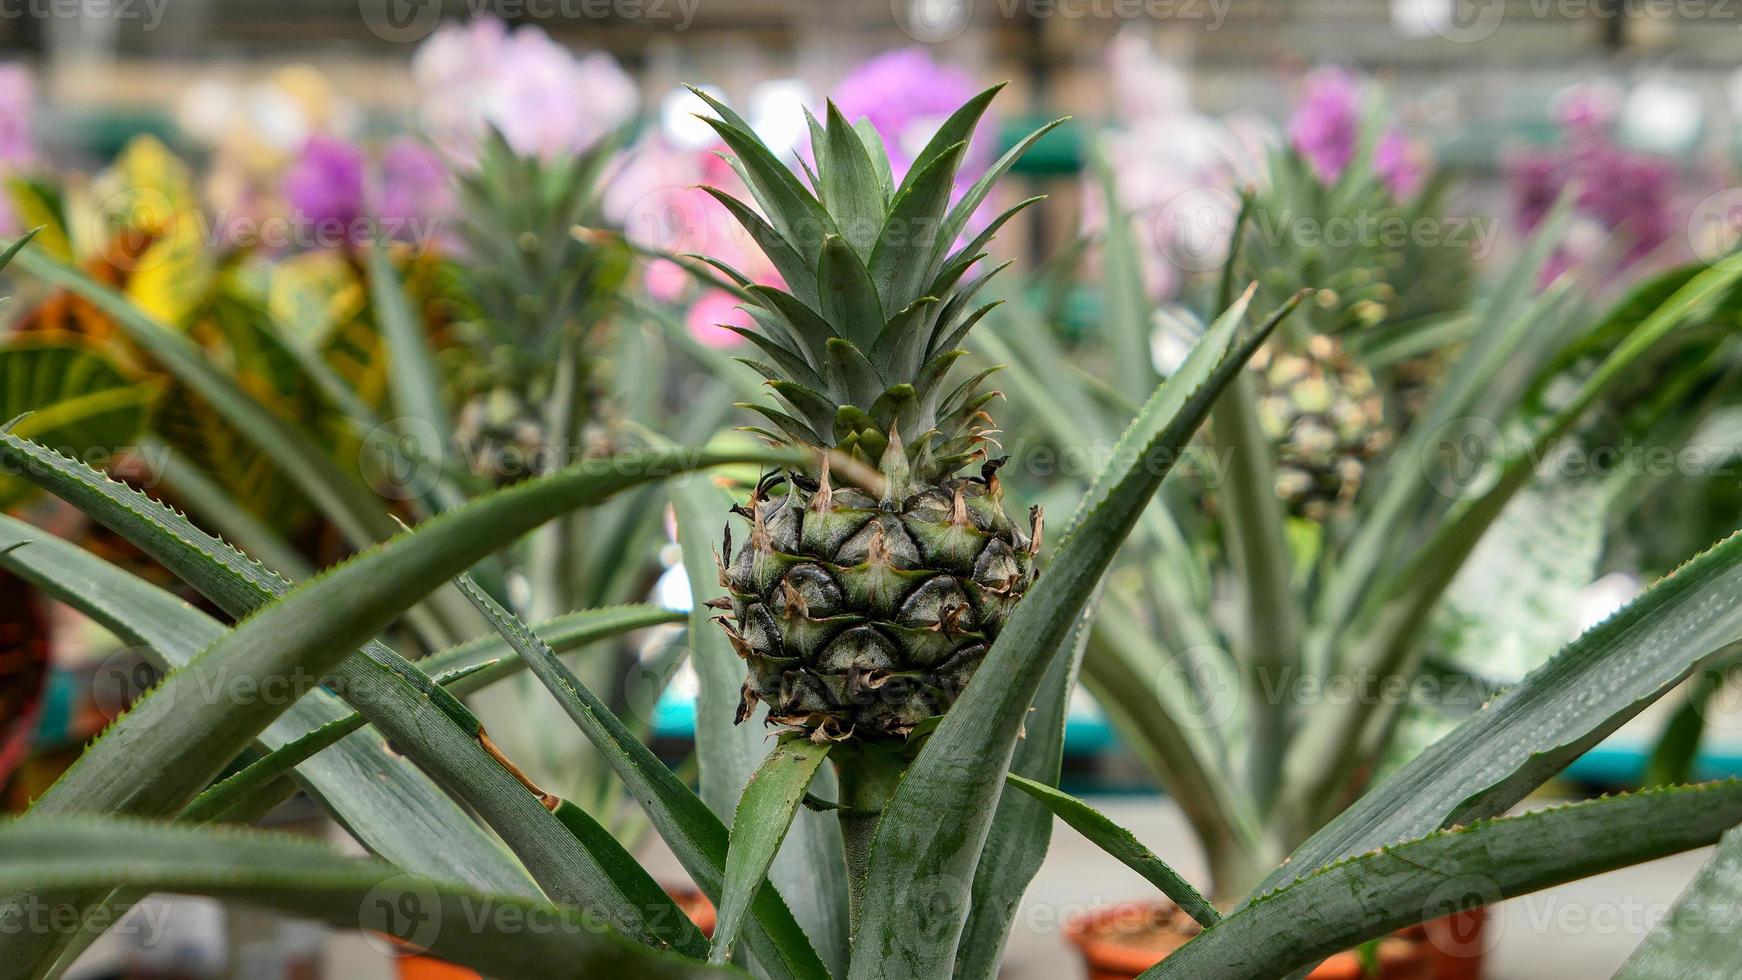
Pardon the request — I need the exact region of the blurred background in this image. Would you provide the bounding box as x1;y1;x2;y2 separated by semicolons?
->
3;1;1742;978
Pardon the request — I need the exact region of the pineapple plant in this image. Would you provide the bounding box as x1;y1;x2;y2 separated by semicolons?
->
685;87;1053;745
445;130;630;484
0;87;1741;980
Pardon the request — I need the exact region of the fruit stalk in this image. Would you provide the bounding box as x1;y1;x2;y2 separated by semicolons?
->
832;740;909;940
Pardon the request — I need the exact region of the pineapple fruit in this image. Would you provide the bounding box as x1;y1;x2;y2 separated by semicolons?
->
1251;333;1390;522
691;87;1058;743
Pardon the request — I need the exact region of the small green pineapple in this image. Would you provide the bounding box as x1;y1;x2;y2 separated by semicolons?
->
1252;333;1390;522
446;130;628;483
690;86;1059;742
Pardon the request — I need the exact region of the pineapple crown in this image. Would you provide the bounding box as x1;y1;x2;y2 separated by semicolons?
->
452;126;630;381
685;84;1064;488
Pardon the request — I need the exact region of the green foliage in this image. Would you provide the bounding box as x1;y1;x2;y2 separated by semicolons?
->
2;82;1741;980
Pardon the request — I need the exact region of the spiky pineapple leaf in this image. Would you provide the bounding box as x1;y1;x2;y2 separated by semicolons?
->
852;120;895;202
748;284;834;368
0;818;738;980
690;91;834;259
1265;528;1742;899
868;142;965;315
1006;774;1219;928
823;103;888;260
0;439;800;970
181;604;682;824
1145;783;1742;979
818;234;885;351
952;605;1092;980
710;738;833;964
824;338;884;409
848;286;1292;979
698;187;820;312
928;119;1068;277
890;83;1002;204
0;510;530;894
1615;822;1742;977
4;240;400;550
140;438;312;579
450;574;832;980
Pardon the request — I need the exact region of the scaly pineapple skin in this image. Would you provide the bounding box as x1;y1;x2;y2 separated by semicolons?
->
1253;334;1391;522
714;469;1039;742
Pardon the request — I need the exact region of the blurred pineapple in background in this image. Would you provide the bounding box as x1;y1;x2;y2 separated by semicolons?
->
411;17;638;485
1091;44;1472;523
1250;334;1390;522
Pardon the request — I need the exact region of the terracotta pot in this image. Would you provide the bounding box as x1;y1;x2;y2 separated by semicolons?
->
392;887;717;979
1064;901;1488;980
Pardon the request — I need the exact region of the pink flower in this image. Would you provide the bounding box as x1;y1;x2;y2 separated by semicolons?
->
604;128;781;328
1085;35;1274;299
832;49;992;183
378;137;452;225
411;18;638;164
1287;67;1426;199
1507;88;1679;280
282;134;365;240
686;289;754;348
1374;130;1427;199
1288;68;1364;186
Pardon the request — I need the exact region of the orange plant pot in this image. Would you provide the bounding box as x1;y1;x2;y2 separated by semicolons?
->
1064;901;1488;980
392;888;716;980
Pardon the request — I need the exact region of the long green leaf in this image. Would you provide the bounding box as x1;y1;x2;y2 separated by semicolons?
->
1204;365;1295;816
448;573;831;980
1615;823;1742;977
5;241;398;550
0;442;795;971
1007;774;1220;928
0;512;529;893
1090;149;1159;404
1147;783;1742;979
711;739;832;964
182;604;677;824
1262;529;1742;897
366;243;453;450
0;818;736;980
848;286;1292;979
822;102;887;260
952;598;1092;980
137;438;312;578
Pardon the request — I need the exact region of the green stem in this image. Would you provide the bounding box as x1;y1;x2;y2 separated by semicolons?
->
831;741;910;943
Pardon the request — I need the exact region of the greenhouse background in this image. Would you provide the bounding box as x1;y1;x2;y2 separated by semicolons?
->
3;1;1742;978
